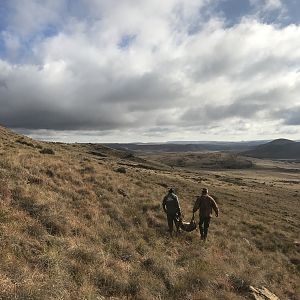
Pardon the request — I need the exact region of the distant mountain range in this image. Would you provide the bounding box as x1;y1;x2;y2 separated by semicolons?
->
106;138;300;160
165;140;270;145
242;138;300;159
106;141;260;152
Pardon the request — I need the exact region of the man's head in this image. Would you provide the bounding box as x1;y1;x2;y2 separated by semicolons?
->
169;188;175;194
202;188;208;195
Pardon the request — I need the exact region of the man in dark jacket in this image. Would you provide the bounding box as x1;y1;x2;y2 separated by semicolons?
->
193;188;219;241
162;188;181;237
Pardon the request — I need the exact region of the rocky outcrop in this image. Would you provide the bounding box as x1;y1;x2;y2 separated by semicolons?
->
249;286;280;300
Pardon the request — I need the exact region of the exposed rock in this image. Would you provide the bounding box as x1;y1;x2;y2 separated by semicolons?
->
249;286;280;300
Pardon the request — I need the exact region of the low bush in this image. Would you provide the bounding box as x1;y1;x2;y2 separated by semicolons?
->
40;148;55;155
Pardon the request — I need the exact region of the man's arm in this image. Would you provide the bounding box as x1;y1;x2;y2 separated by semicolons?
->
211;197;219;217
193;197;200;213
175;195;181;216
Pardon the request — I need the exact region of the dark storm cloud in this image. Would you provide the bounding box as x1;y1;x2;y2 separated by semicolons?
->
181;102;267;124
0;63;184;130
0;80;7;89
0;86;139;130
0;107;126;130
101;73;184;109
273;106;300;125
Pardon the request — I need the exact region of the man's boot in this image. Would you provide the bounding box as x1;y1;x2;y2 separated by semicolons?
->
200;227;204;240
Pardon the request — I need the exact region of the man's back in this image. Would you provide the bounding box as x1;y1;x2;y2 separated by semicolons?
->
194;194;218;217
193;189;219;240
162;192;180;215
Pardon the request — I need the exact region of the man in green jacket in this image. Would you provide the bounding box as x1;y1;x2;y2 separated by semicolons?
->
193;188;219;241
162;188;181;237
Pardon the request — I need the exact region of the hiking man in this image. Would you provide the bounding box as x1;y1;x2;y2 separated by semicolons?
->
193;188;219;241
162;188;181;237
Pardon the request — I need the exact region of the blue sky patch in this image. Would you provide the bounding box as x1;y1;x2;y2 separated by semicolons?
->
42;25;59;39
214;0;300;27
118;34;136;49
283;0;300;25
216;0;253;26
0;35;6;59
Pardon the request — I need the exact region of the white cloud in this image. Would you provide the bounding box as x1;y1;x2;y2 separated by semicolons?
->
5;0;65;37
265;0;282;10
0;0;300;141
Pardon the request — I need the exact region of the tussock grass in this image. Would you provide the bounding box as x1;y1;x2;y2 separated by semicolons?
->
0;126;299;299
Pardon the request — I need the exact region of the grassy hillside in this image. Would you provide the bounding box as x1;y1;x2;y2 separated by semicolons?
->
0;126;299;299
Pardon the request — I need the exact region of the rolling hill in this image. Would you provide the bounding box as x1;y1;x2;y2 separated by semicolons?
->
0;126;299;299
106;141;268;153
243;138;300;159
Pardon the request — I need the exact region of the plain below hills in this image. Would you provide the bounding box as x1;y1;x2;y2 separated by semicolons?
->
106;140;268;153
107;138;300;162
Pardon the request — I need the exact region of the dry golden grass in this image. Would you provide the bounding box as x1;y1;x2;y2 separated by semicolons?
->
0;125;299;299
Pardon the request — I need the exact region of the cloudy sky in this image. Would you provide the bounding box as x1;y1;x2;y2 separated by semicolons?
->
0;0;299;142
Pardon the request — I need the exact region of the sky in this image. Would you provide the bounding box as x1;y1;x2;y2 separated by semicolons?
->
0;0;299;143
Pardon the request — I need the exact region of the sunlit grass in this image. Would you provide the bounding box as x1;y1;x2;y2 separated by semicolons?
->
0;126;299;299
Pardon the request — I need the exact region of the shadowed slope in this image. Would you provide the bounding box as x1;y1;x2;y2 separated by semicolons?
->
243;139;300;159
